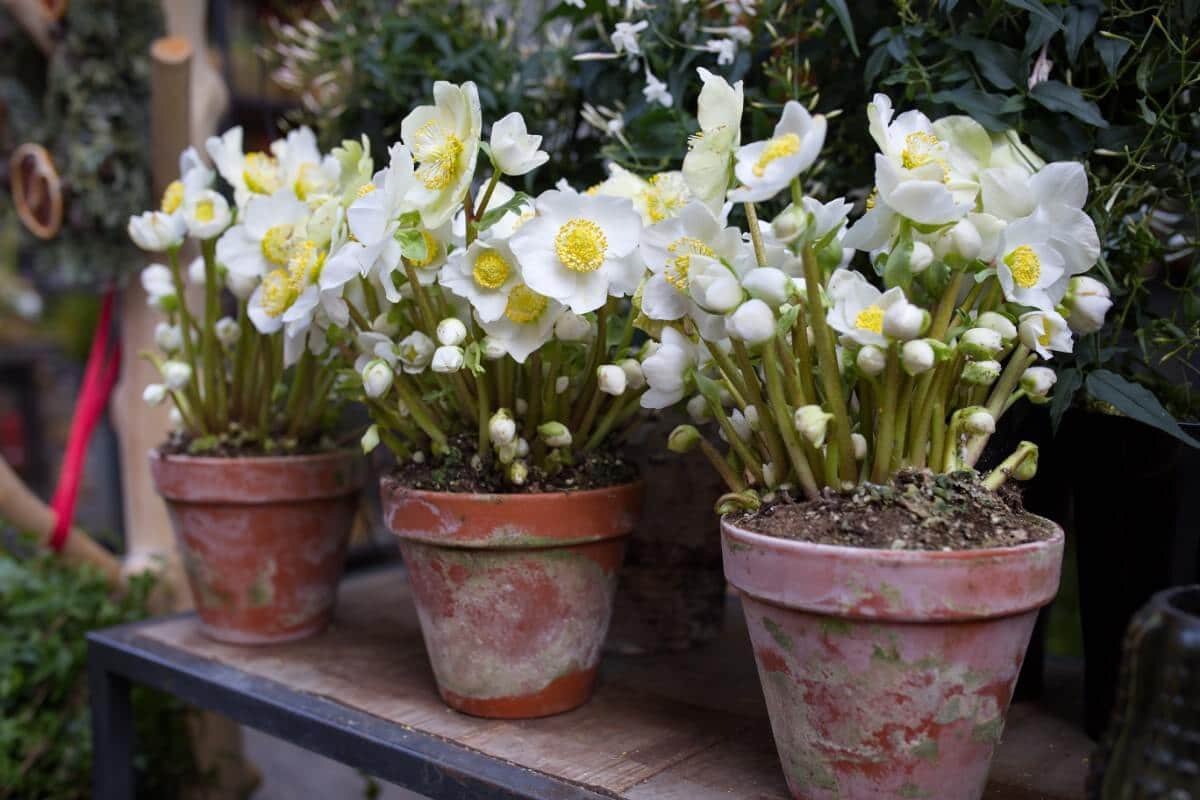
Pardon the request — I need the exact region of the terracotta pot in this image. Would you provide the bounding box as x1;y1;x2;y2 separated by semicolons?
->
381;479;642;719
722;515;1064;800
150;450;365;645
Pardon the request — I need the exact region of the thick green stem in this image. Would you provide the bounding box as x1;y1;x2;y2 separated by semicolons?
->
582;391;639;453
791;304;818;404
744;202;768;267
393;375;448;451
871;345;901;484
930;271;967;341
763;344;820;499
166;248;210;433
200;239;226;431
802;244;855;481
982;441;1037;490
476;369;491;467
359;275;381;320
699;438;746;493
708;402;766;485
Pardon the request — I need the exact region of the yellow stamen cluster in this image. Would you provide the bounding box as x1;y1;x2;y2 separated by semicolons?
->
293;163;325;201
409;230;440;269
287;240;325;292
584;183;603;196
865;188;878;211
504;285;548;325
356;182;377;199
1038;318;1053;347
855;304;884;334
1005;245;1041;289
900;132;940;170
244;152;281;194
752;133;801;177
555;218;607;273
643;174;687;223
160;180;184;214
194;199;215;223
412;121;464;191
260;269;295;317
664;237;715;291
472;250;511;289
261;224;295;266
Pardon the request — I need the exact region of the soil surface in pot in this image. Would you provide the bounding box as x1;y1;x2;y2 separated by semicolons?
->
393;435;637;493
159;430;341;458
733;470;1055;550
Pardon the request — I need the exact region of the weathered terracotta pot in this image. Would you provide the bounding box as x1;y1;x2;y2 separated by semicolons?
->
150;450;365;645
382;479;642;718
722;515;1064;800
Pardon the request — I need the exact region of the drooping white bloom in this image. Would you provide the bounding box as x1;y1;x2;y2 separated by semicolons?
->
1018;309;1074;359
728;101;827;203
510;189;643;314
640;327;701;408
682;68;744;212
431;345;465;373
402;81;482;228
688;255;745;314
397;331;436;374
960;327;1005;360
142;384;167;407
141;264;177;310
881;297;927;340
128;211;187;252
856;344;886;377
794;405;833;448
964;408;996;435
362;359;395;398
490;112;549;177
161;360;192;391
1063;275;1111;334
619;358;645;390
476;285;565;363
901;339;936;375
909;241;935;274
436;318;468;346
154;321;182;352
553;311;592;342
1021;366;1057;399
274;126;340;201
489;410;517;446
975;311;1018;341
181;190;232;240
742;268;793;307
206;126;282;209
597;364;628;395
439;237;522;322
704;38;738;66
727;298;776;344
825;269;906;348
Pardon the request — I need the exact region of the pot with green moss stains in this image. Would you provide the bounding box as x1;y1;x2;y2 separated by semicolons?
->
382;479;642;718
150;450;365;644
721;515;1064;800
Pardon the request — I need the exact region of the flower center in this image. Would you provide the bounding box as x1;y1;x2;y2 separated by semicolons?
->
261;224;295;266
753;133;801;177
293;163;328;201
643;174;688;223
1005;245;1041;289
244;152;280;194
854;304;884;333
865;188;878;211
409;230;440;269
504;285;549;325
664;237;715;291
194;199;215;223
356;182;377;199
900;132;940;170
555;218;608;273
160;180;184;214
1038;317;1053;347
261;269;295;317
287;240;325;292
472;250;511;289
412;121;464;191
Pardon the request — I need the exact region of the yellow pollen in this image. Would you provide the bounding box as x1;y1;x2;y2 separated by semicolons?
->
643;174;687;223
752;133;802;178
554;218;608;273
244;152;280;194
161;181;184;214
287;240;325;292
410;230;440;269
1038;318;1053;347
900;131;940;170
356;182;377;199
412;121;464;191
261;224;295;266
504;285;548;325
664;237;715;291
855;304;884;334
261;269;295;317
1005;245;1041;289
293;163;323;200
865;188;878;210
585;183;603;196
194;199;215;223
472;250;511;290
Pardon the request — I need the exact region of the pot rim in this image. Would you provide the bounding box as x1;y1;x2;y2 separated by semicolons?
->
150;446;361;467
150;446;366;503
379;475;644;502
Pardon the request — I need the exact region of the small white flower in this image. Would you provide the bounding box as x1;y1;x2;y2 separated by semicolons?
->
440;238;522;323
598;364;628;395
362;359;395;398
975;311;1017;341
154;321;182;352
946;218;983;260
687;394;711;423
216;189;310;283
688;255;745;314
882;298;927;340
727;298;776;344
611;20;648;56
642;69;673;108
794;405;833;448
641;327;701;409
1063;275;1111;334
431;345;465;373
128;211;187;252
142;383;167;407
476;284;565;363
901;339;935;375
619;358;645;391
554;311;592;342
215;317;240;348
961;327;1005;360
852;432;868;460
436;317;468;346
1019;310;1074;359
489;112;549;177
682;68;744;212
995;213;1068;311
962;359;1002;385
361;425;381;454
742;267;793;307
725;409;753;442
397;331;436;373
162;360;192;390
856;344;887;377
1021;366;1057;399
182;190;232;240
826;268;906;348
964;408;996;435
489;410;517;446
728;101;827;203
704;37;738;66
402;81;483;228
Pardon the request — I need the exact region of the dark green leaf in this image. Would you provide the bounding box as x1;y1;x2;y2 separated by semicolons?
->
1085;370;1200;447
479;191;532;232
1006;0;1064;26
1024;3;1065;56
1049;367;1082;432
1062;2;1100;64
949;36;1022;91
824;0;860;57
1093;34;1131;77
1029;80;1108;128
931;84;1014;130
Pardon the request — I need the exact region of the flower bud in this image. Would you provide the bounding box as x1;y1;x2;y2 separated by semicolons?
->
949;218;982;260
154;322;182;353
771;204;808;243
431;345;465;373
851;432;867;460
482;336;507;360
960;327;1004;360
554;311;592;342
1063;275;1112;334
516;437;530;458
398;331;435;373
975;311;1017;341
168;407;183;429
668;424;702;453
901;339;935;375
687;394;711;424
508;460;529;485
962;359;1002;386
742;268;792;307
724;409;753;442
162;360;192;390
883;300;928;340
555;376;569;394
794;405;833;448
963;407;995;435
143;383;168;407
515;398;528;416
909;241;934;274
361;424;380;454
215;317;240;348
489;409;517;446
538;421;572;448
727;299;776;345
598;364;627;395
497;441;518;464
619;358;645;390
856;345;886;377
362;359;394;398
372;312;400;337
436;318;468;346
746;405;763;431
762;462;779;488
1012;443;1039;481
1021;366;1056;402
188;256;207;285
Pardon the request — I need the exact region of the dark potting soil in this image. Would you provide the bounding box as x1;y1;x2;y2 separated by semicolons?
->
732;470;1055;551
393;435;637;494
158;430;339;458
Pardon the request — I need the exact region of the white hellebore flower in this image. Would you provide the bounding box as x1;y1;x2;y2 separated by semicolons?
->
214;317;240;348
402;81;482;228
619;358;645;390
856;344;887;377
687;394;711;423
682;68;744;212
154;322;182;353
640;327;701;409
397;331;436;374
909;241;934;274
206;126;282;209
216;189;309;283
362;359;394;398
881;297;928;340
142;384;167;407
553;311;592;342
995;212;1067;311
976;311;1017;341
489;410;517;446
642;69;673;108
141;264;177;310
439;238;522;322
181;190;232;240
825;268;906;348
964;408;996;435
1021;366;1057;399
490;112;549;177
794;405;834;448
476;284;565;363
510;189;643;314
1063;275;1111;334
128;211;186;252
275;126;340;201
431;345;465;373
742;267;793;307
1019;310;1074;359
728;101;826;203
597;364;627;395
161;360;192;391
901;339;935;375
960;327;1005;360
727;298;776;344
436;317;468;347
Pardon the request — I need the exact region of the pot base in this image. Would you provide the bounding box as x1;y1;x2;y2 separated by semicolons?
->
439;666;597;719
198;615;332;646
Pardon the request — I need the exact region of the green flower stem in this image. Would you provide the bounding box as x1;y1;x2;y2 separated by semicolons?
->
403;260;439;335
615;310;635;359
542;342;563;423
929;399;947;472
802;243;855;481
524;352;543;440
985;345;1033;419
891;374;914;472
707;401;766;485
449;371;478;422
905;371;937;465
763;343;820;499
168;389;201;433
200;239;227;431
165;247;210;433
284;350;314;430
791;304;818;404
347;302;372;332
776;337;806;407
698;437;746;494
582;390;639;453
731;339;788;479
982;441;1038;491
476;367;491;466
359;275;381;320
497;357;514;411
572;302;610;429
929;271;967;341
393;375;448;452
871;344;901;484
229;304;251;423
378;426;412;460
743;202;768;267
256;337;273;438
298;360;337;439
472;171;502;229
706;345;750;410
574;387;605;446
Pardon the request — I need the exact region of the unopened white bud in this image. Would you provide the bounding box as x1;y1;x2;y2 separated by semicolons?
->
949;218;982;260
481;336;507;360
554;311;592;342
857;345;886;377
361;424;381;454
538;421;572;448
362;359;394;398
687;394;711;424
162;360;192;390
742;267;792;307
964;408;995;435
619;358;645;390
976;311;1017;341
794;405;833;448
668;424;702;453
1021;366;1056;402
597;364;627;395
883;301;928;340
851;432;867;460
901;339;935;375
762;462;779;488
515;398;528;416
962;359;1002;386
744;404;761;431
215;317;240;348
961;327;1004;360
1064;276;1112;334
431;345;465;373
168;407;183;429
143;383;168;407
516;437;530;457
555;376;569;394
489;409;517;446
725;409;753;442
372;312;400;337
727;299;776;344
436;318;468;346
497;441;518;464
508;460;529;485
909;241;934;274
412;450;426;464
154;322;182;353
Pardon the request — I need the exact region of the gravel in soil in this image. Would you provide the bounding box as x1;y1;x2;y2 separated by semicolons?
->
731;470;1056;551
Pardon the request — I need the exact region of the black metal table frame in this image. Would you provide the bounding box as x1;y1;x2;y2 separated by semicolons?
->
87;617;608;800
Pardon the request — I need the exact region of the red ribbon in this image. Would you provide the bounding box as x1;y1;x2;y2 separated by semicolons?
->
49;287;122;551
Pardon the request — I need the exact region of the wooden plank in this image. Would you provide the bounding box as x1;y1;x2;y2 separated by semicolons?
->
136;568;1090;799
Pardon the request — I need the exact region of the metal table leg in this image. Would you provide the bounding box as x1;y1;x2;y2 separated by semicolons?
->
88;646;136;800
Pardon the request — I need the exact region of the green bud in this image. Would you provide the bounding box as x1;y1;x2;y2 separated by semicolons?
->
668;424;702;453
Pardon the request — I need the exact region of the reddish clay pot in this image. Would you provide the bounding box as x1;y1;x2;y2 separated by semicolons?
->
382;479;642;719
722;516;1064;800
150;450;365;645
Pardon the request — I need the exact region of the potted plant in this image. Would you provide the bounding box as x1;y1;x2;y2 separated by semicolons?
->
128;129;365;644
634;74;1106;797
